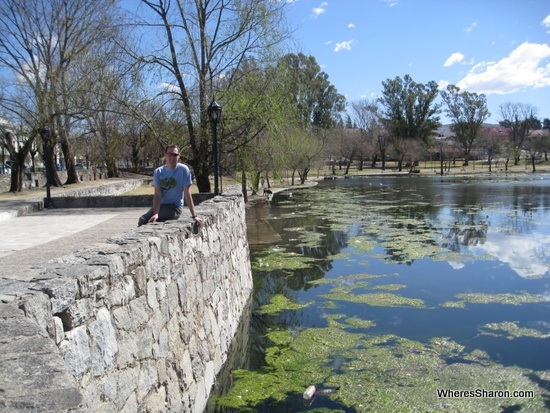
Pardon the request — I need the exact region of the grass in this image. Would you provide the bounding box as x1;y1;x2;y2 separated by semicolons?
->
314;159;550;177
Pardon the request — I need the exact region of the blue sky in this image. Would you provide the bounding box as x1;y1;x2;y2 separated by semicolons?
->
284;0;550;124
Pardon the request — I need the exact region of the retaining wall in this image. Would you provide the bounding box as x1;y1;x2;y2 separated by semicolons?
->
0;170;111;193
0;186;253;413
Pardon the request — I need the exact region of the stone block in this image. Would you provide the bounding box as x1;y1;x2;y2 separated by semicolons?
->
59;325;91;380
62;297;95;328
89;308;118;376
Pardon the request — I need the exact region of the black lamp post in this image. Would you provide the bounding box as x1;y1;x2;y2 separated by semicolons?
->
40;128;53;208
207;100;222;195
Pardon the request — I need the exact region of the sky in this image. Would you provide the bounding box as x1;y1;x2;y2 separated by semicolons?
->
284;0;550;124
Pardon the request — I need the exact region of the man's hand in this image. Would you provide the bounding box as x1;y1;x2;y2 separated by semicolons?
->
148;213;159;223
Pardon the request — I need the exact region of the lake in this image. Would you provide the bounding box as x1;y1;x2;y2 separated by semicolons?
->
207;174;550;413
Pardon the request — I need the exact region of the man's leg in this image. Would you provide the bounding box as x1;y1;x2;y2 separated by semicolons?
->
157;205;182;222
138;205;182;226
138;209;154;226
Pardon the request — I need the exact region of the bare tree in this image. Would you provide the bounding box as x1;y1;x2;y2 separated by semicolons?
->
524;130;548;172
499;102;538;165
77;36;144;178
333;127;362;175
351;99;388;170
133;0;289;192
478;127;505;172
0;0;121;191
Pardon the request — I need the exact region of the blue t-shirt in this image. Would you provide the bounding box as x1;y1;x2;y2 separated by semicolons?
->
153;163;193;208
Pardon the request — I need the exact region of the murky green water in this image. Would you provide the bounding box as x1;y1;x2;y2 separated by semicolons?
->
207;175;550;413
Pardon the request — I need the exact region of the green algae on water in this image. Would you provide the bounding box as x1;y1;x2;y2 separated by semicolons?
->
371;283;406;291
479;321;550;339
347;235;377;252
307;272;397;287
214;328;548;412
325;314;376;330
283;227;326;249
258;294;313;315
321;292;425;308
252;246;319;273
444;292;544;306
214;327;364;411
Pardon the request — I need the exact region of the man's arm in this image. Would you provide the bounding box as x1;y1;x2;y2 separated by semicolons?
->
148;186;163;223
183;185;202;226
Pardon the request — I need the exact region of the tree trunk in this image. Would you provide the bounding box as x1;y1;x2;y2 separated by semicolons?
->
251;171;261;195
44;139;63;188
344;158;352;174
60;137;80;184
371;154;377;169
9;156;26;192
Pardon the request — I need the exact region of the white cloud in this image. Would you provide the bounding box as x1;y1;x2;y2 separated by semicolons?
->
464;22;477;33
384;0;399;7
543;15;550;32
444;52;465;67
456;42;550;94
348;23;355;29
334;39;355;52
312;2;328;18
438;80;450;90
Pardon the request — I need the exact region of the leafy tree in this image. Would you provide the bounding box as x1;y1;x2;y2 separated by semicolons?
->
378;75;441;171
277;53;346;129
221;60;292;199
441;85;490;166
136;0;289;193
282;126;325;185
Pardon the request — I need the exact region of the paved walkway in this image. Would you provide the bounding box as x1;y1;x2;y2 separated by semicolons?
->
0;181;146;282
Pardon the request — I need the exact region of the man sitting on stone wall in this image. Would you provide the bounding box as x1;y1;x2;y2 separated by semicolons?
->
138;144;203;227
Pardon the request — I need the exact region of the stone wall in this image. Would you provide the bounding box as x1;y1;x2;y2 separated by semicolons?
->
0;186;253;413
0;170;109;193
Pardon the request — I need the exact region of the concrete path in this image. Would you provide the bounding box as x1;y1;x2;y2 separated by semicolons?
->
0;181;146;282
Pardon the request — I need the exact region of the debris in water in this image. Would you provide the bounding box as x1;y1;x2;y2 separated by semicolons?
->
303;385;316;400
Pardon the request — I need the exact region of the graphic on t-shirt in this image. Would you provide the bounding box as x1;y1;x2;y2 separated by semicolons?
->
160;177;177;191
